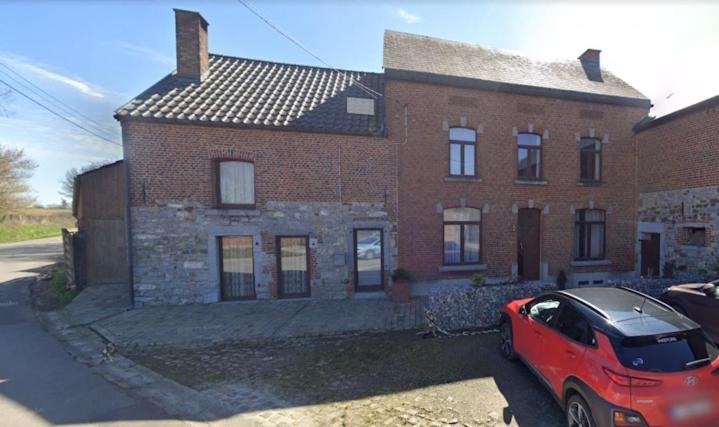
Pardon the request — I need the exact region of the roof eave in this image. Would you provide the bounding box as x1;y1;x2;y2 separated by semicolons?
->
633;93;719;132
385;68;651;109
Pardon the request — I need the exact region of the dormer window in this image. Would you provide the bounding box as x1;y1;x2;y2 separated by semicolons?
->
449;128;476;177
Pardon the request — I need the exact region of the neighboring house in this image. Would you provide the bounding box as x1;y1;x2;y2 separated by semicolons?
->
635;95;719;277
113;9;714;306
72;160;128;286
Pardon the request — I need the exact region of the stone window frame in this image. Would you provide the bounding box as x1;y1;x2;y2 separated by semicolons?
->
516;132;543;181
448;127;477;178
574;209;606;261
579;137;602;183
442;207;483;266
213;158;256;209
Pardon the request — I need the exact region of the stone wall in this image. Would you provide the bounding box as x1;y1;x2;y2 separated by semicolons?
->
638;186;719;276
131;201;394;305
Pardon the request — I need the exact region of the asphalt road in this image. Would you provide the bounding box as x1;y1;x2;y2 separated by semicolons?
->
0;237;192;426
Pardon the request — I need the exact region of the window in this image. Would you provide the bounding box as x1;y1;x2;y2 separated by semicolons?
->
354;229;384;291
556;305;596;346
528;296;562;325
449;128;476;177
277;236;310;298
579;138;601;182
685;227;706;246
216;160;255;208
219;236;255;300
517;133;541;180
443;207;481;265
574;209;605;260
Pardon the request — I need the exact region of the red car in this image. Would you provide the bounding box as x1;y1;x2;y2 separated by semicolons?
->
499;287;719;427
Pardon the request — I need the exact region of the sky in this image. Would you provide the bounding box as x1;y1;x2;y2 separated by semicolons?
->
1;1;718;205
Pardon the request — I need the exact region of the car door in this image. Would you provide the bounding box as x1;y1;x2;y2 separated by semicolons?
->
522;296;563;381
543;303;594;397
679;287;719;341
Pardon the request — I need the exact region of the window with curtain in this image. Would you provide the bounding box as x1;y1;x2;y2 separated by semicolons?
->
449;128;477;177
443;207;481;265
580;138;601;182
217;160;255;207
517;133;542;180
574;209;605;260
219;236;255;300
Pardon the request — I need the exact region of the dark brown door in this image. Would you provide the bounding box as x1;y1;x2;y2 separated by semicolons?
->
277;236;310;298
518;208;541;280
640;233;660;277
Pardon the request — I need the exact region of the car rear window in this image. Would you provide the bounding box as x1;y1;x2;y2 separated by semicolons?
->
613;329;719;373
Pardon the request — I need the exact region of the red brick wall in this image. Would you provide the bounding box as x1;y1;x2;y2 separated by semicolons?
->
384;80;649;281
121;121;396;220
637;104;719;193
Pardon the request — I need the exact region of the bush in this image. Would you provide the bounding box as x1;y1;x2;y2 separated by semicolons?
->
471;273;486;287
51;270;79;307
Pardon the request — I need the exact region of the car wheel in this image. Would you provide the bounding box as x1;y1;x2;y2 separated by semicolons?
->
499;317;516;360
567;394;595;427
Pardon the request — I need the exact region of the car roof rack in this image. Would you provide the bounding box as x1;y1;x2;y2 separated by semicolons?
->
615;286;678;314
556;290;610;320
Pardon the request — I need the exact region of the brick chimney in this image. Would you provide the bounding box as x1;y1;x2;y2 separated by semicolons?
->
578;49;601;68
174;9;209;81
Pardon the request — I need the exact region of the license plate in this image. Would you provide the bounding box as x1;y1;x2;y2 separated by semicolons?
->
671;400;712;421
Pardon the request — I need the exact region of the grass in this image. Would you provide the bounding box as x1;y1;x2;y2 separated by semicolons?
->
0;208;74;243
50;270;79;307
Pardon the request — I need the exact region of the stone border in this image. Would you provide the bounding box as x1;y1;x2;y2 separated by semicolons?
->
34;307;239;423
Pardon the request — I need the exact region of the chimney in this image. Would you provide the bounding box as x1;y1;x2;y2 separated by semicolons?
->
174;9;209;81
578;49;601;68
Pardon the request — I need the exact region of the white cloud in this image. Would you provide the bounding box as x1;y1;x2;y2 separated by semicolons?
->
0;53;105;98
115;42;174;66
396;8;422;24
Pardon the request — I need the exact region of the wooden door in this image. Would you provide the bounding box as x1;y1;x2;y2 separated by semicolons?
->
640;233;660;277
518;209;541;280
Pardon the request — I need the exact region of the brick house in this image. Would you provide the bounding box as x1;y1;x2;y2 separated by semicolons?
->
115;9;712;306
635;95;719;277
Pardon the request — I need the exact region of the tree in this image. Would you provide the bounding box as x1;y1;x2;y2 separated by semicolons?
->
0;145;37;210
59;161;111;200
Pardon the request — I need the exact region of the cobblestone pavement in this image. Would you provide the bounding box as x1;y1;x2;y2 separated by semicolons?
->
93;297;426;350
128;332;566;427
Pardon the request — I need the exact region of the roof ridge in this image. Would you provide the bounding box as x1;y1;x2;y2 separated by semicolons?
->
208;53;383;77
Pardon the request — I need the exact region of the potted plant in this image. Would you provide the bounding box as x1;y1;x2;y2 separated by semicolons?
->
471;273;486;288
391;268;412;304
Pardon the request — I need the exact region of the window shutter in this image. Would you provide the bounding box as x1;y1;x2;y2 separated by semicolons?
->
220;161;255;206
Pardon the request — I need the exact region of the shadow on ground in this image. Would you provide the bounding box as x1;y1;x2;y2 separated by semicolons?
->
130;331;565;426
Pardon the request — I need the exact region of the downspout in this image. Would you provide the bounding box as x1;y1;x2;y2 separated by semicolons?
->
121;123;135;309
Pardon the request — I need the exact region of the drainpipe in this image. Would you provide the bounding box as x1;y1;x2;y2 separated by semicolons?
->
121;125;135;309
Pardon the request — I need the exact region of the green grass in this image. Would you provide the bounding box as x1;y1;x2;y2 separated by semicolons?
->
0;223;65;244
51;270;79;307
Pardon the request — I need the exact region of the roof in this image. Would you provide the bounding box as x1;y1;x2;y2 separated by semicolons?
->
383;30;651;108
115;54;385;136
634;93;719;132
559;287;699;337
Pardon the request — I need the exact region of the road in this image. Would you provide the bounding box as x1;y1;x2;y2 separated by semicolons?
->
0;237;192;426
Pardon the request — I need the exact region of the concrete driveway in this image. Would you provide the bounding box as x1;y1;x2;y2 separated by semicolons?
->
0;238;192;426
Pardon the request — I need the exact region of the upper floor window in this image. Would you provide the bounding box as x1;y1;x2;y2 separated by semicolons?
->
443;207;481;265
449;128;476;177
574;209;605;260
517;133;541;180
580;138;601;182
216;160;255;208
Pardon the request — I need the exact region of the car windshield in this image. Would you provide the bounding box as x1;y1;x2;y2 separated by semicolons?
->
613;329;719;373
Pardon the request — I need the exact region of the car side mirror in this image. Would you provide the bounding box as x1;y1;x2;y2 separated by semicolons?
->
519;304;528;316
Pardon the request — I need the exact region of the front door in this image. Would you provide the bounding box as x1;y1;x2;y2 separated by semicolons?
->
518;208;541;280
277;236;310;298
640;233;660;277
354;229;384;292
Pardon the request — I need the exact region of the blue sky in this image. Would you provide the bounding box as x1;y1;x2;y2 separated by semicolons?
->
1;1;718;205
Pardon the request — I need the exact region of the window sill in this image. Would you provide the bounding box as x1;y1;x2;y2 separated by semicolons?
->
571;259;611;267
444;176;482;183
206;208;260;217
577;181;606;187
514;179;547;186
438;264;487;273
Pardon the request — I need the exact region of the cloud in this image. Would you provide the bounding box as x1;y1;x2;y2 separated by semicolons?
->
115;42;174;66
0;53;105;98
396;8;422;24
